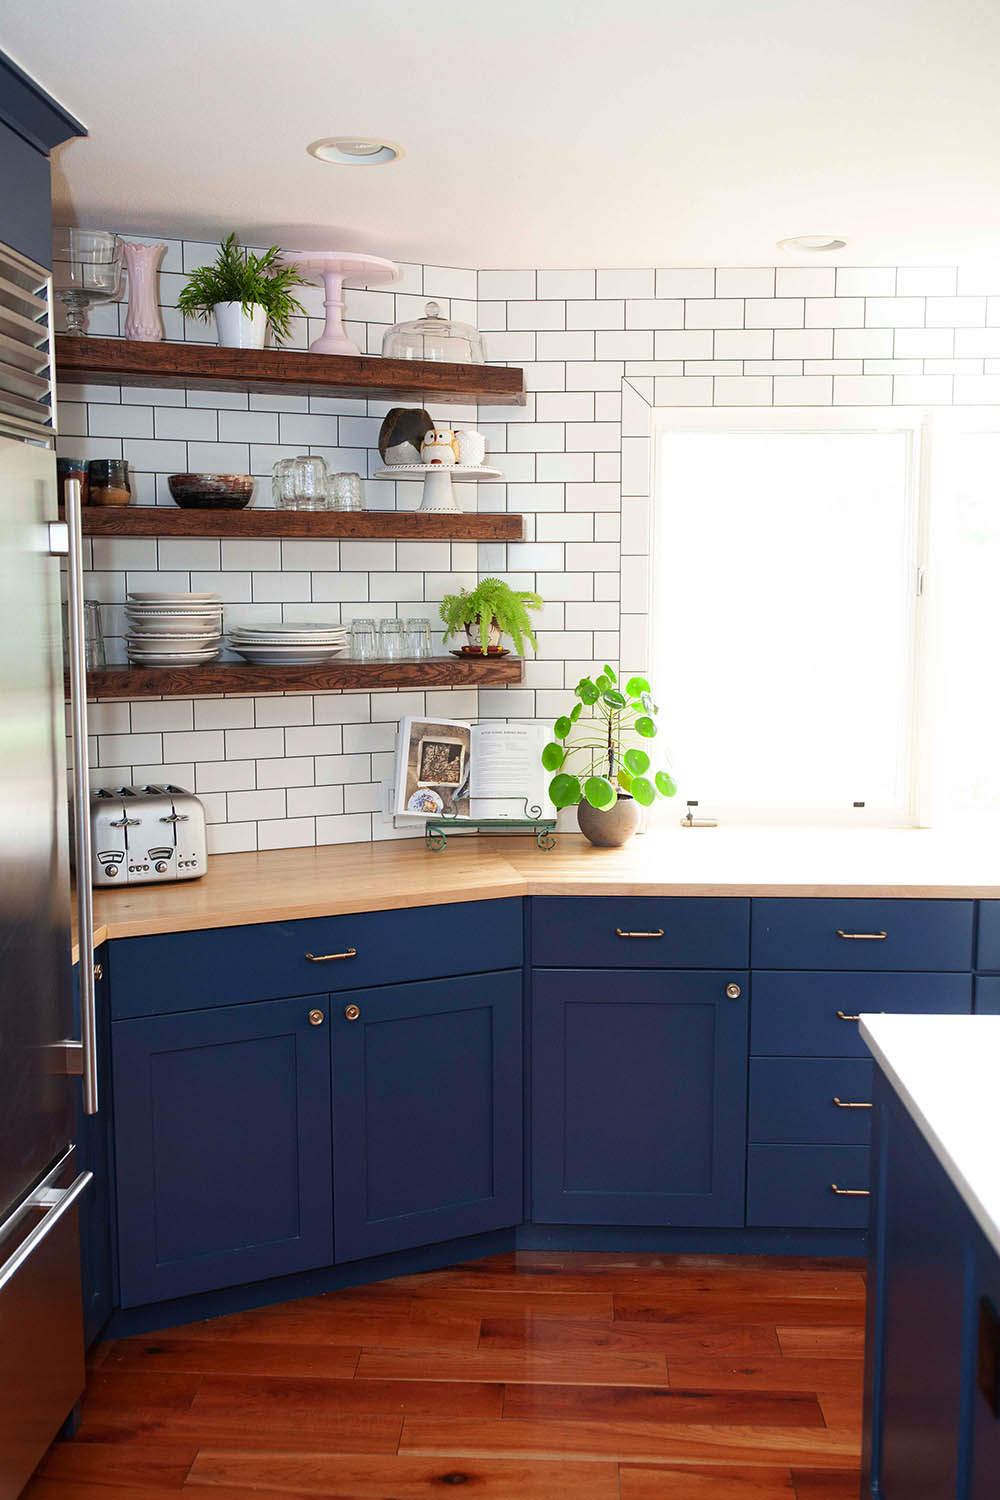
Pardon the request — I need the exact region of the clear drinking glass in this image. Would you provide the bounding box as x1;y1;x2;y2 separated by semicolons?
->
53;229;122;335
350;618;378;661
272;455;329;510
378;617;406;660
328;472;365;510
405;617;432;658
84;600;106;669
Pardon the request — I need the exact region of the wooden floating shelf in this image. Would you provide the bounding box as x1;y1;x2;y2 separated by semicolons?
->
78;656;522;701
55;336;525;406
77;506;523;541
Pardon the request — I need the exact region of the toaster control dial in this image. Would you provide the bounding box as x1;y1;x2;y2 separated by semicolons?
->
155;861;168;873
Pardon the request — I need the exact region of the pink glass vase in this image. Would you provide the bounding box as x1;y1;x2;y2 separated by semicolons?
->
122;242;166;341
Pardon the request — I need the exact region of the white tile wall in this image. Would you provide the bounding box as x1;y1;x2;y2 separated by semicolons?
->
61;245;1000;851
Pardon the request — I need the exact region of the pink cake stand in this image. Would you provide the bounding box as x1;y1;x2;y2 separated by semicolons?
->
282;251;400;356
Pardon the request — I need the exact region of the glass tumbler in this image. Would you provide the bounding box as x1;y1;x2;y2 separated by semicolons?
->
378;618;406;660
350;618;377;661
84;600;106;669
329;472;365;511
272;455;329;510
405;617;432;658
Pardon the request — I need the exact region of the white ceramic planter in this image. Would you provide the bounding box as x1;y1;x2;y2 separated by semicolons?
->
214;301;268;349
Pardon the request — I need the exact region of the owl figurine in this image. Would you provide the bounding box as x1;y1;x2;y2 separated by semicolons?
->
420;428;459;466
454;428;486;466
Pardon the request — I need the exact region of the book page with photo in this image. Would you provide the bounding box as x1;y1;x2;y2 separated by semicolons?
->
394;717;551;822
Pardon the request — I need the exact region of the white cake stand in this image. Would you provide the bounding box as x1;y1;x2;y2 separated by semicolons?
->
374;463;503;514
282;251;400;356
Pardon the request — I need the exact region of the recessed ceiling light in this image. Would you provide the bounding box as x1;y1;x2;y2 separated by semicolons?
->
777;234;847;252
307;137;403;166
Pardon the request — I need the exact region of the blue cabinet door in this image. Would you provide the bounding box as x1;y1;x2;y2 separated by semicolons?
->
332;970;523;1262
532;969;748;1226
113;997;333;1306
73;953;113;1345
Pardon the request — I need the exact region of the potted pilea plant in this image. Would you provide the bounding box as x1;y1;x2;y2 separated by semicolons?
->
542;668;677;846
176;233;307;349
440;577;542;656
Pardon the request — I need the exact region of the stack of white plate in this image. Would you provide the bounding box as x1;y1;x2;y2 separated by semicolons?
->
228;622;348;666
125;591;223;667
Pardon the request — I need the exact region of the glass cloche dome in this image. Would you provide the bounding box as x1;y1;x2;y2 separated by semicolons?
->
381;301;485;364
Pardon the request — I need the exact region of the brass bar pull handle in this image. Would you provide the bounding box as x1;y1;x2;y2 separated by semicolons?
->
836;930;887;941
305;948;358;963
830;1184;870;1197
836;1011;861;1022
833;1097;873;1110
615;928;665;939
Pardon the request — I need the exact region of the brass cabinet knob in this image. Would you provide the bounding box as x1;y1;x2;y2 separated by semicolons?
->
344;1004;361;1022
725;982;742;999
308;1009;325;1026
93;962;103;983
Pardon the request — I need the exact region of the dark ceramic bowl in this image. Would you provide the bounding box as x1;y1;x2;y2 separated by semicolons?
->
168;473;254;509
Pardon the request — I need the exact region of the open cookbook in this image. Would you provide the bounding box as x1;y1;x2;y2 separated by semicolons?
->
393;716;552;821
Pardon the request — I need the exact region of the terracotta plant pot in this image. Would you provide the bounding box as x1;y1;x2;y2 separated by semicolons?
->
464;615;502;653
576;791;641;848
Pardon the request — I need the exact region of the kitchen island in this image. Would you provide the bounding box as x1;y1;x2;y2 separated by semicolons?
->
860;1015;1000;1500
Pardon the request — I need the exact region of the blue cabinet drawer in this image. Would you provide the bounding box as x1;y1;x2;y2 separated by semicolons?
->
977;903;1000;970
531;897;749;969
750;1058;874;1145
109;897;522;1018
751;971;972;1058
748;1144;871;1228
975;977;1000;1014
752;899;974;971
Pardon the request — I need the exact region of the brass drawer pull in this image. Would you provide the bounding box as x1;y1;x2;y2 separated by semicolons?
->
836;929;887;941
615;928;664;939
725;983;742;1000
305;947;357;963
830;1183;870;1197
308;1009;325;1026
836;1010;861;1022
833;1097;872;1109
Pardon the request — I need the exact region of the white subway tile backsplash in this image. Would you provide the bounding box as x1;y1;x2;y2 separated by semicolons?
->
745;299;803;328
833;374;893;404
507;301;566;331
653;329;714;360
626;300;685;330
925;296;986;327
597;269;655;299
536;269;596;299
714;376;773;405
865;297;925;327
655;269;715;298
225;727;285;760
715;268;774;298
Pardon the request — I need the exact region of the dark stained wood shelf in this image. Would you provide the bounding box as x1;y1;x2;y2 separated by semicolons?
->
78;656;522;701
55;336;525;406
77;506;522;540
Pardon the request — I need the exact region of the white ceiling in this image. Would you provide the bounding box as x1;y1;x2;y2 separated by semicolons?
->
7;0;1000;268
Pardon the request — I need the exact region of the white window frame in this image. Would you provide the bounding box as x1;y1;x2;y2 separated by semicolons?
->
649;406;931;828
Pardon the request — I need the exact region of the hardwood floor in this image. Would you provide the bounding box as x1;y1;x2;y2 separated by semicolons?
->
27;1252;865;1499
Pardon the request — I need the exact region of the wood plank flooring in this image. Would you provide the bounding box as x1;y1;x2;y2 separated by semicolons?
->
27;1252;866;1499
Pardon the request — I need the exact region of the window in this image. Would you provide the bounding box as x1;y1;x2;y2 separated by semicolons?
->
652;410;924;825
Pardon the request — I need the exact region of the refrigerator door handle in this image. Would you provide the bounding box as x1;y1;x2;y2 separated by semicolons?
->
0;1170;92;1296
64;476;98;1115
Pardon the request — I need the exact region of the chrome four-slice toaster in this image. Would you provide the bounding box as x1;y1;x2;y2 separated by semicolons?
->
90;785;208;885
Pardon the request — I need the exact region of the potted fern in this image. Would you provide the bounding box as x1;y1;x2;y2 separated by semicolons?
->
176;233;307;349
440;578;542;656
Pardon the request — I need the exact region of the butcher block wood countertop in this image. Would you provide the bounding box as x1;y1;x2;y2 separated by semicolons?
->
72;827;1000;960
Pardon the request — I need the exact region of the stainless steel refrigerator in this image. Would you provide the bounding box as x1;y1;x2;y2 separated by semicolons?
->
0;242;94;1500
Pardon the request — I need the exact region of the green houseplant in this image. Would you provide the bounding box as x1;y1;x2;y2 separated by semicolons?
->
440;577;542;655
176;233;307;350
542;668;677;846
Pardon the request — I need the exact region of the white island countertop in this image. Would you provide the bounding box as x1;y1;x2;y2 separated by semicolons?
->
860;1013;1000;1259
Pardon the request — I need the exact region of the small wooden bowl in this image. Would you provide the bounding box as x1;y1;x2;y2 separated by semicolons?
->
168;474;254;509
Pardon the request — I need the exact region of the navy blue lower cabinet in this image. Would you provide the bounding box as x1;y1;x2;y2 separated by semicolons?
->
331;970;523;1263
747;1144;871;1228
73;953;114;1344
749;1058;874;1145
113;997;333;1306
750;971;972;1058
975;977;1000;1014
531;969;748;1227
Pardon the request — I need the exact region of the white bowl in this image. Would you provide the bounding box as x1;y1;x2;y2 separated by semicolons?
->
127;591;220;603
125;615;222;635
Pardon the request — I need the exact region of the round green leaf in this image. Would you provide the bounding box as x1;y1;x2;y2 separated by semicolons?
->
656;770;677;796
635;716;657;738
625;675;650;697
603;664;617;683
631;776;655;807
602;689;626;709
576;678;600;705
583;775;616;810
623;747;650;775
549;772;582;807
570;702;583;722
541;741;565;772
617;767;633;793
595;674;611;693
553;715;572;740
